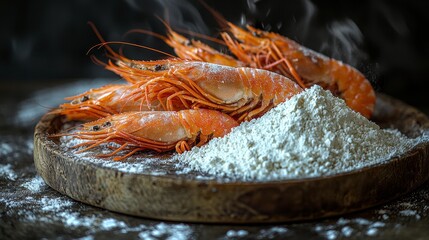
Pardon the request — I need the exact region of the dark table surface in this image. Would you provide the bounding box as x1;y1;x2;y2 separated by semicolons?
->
1;79;429;240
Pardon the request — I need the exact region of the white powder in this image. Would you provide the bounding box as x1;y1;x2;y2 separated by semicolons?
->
314;217;386;239
325;230;339;239
399;210;418;217
1;175;428;239
0;142;13;155
137;223;193;240
310;189;429;239
20;175;46;193
59;135;174;176
177;85;419;181
100;218;127;230
341;226;353;237
76;237;94;240
0;192;193;239
256;226;289;239
366;228;378;236
226;229;249;237
0;163;17;181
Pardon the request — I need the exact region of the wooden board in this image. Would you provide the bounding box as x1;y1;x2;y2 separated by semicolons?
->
33;94;429;223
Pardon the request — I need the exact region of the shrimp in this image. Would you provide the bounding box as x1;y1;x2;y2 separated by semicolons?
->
221;23;376;118
106;30;244;84
50;83;185;121
164;28;245;67
192;0;375;118
126;19;244;67
55;109;239;160
115;59;303;122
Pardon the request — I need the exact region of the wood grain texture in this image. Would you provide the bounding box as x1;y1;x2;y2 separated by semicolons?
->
33;94;429;223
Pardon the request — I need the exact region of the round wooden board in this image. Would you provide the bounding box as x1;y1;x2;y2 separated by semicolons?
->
34;94;429;223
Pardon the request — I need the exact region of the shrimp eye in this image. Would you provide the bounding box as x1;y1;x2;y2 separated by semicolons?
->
154;64;163;71
154;64;167;71
91;125;100;131
102;121;111;127
81;95;89;102
252;31;261;37
181;39;190;46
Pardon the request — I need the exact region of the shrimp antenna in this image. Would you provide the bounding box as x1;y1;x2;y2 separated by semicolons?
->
126;27;226;46
87;21;175;58
155;15;174;34
49;123;85;138
155;11;226;45
87;41;175;58
124;29;168;42
174;28;226;45
90;55;107;67
88;22;122;59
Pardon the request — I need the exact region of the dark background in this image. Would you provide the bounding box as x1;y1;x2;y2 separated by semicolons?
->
1;0;428;114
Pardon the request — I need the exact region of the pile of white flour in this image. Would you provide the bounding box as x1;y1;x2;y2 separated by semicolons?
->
177;85;418;181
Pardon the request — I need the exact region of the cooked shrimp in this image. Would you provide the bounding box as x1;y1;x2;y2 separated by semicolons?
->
221;23;376;118
164;28;245;67
104;29;244;84
117;59;303;122
126;19;244;67
51;83;184;121
55;109;239;160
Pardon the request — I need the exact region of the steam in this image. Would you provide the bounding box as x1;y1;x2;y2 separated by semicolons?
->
242;0;271;28
377;1;409;36
246;0;259;15
123;0;367;68
240;14;248;26
122;0;211;36
296;0;316;40
322;19;366;66
11;38;34;62
124;0;141;11
155;0;210;35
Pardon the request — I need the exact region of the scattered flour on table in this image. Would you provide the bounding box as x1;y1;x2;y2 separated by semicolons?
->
256;227;289;238
0;163;17;181
226;229;249;238
0;142;14;155
20;175;46;193
311;193;426;239
177;85;421;181
0;193;193;239
1;174;427;239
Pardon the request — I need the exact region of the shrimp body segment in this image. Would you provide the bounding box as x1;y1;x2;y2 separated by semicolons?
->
51;84;169;121
222;23;376;118
117;59;303;122
60;109;239;160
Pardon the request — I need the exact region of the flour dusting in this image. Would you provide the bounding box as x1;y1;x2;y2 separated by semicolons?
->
0;163;17;181
0;142;13;155
21;175;46;193
0;192;193;239
137;223;192;240
226;229;249;237
1;173;428;239
57;130;175;176
177;86;419;181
